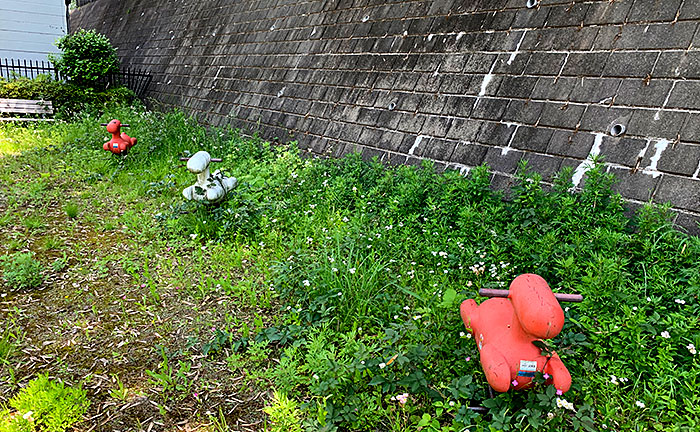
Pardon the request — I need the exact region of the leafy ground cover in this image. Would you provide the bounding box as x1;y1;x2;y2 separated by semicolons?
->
0;105;699;431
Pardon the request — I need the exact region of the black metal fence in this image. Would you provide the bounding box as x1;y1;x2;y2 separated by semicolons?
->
0;58;152;99
99;68;153;99
0;58;61;80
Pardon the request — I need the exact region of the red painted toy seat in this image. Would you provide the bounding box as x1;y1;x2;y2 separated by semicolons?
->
460;274;572;393
103;119;137;155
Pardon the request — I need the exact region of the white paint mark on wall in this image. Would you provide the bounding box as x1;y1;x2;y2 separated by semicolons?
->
654;81;677;121
637;139;651;160
572;133;605;187
501;123;520;155
507;30;528;65
478;60;499;98
428;34;435;41
456;32;465;40
693;160;700;179
451;164;470;175
642;139;670;178
555;53;570;82
409;135;428;155
213;66;224;79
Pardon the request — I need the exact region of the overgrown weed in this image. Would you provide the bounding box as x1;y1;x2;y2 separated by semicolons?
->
1;107;698;431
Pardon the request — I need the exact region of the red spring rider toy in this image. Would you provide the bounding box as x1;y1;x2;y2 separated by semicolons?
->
102;119;137;155
460;274;582;394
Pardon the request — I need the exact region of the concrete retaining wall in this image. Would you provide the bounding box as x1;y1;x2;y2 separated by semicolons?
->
71;0;700;233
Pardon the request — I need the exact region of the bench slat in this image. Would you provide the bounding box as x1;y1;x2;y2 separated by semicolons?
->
0;103;52;110
0;118;55;122
0;98;52;104
1;107;53;114
0;101;52;108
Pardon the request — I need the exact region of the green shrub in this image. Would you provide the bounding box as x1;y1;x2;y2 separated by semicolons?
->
0;252;43;290
50;29;119;88
0;374;89;432
0;75;136;118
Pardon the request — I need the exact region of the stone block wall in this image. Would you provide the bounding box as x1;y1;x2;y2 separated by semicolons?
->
71;0;700;233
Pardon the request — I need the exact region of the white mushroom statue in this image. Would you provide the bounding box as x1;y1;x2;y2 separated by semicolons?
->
182;151;237;204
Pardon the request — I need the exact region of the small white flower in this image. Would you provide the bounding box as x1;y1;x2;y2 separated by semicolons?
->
459;331;465;337
635;400;645;409
349;267;356;274
449;401;455;406
302;280;310;286
610;375;619;385
379;362;386;369
647;297;651;302
394;315;399;319
547;412;554;419
403;306;410;310
675;299;686;304
661;331;671;339
395;393;409;405
337;292;342;296
313;374;319;380
189;233;197;240
332;267;338;272
556;398;575;411
413;315;421;321
22;411;34;421
688;343;697;355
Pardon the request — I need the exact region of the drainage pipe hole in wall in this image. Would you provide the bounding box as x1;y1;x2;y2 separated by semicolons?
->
610;124;626;137
526;0;539;8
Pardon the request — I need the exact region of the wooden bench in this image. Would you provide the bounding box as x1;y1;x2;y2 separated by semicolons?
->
0;98;54;122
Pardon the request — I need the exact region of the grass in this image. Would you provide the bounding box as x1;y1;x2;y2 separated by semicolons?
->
0;104;699;431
